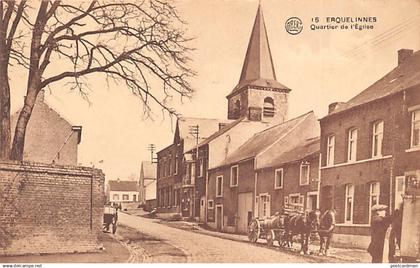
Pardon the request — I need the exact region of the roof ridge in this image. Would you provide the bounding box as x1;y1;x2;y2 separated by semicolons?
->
255;111;314;159
252;110;313;136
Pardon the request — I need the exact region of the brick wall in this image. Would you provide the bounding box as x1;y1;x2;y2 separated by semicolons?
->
0;161;104;256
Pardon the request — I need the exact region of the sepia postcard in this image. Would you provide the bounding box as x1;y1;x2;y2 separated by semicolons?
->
0;0;419;266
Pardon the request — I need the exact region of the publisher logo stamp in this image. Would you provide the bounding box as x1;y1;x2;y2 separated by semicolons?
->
285;17;303;35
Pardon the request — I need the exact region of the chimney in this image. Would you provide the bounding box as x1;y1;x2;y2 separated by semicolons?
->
398;49;413;65
248;107;262;121
328;102;345;114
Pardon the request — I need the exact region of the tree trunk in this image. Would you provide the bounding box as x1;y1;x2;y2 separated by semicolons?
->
10;87;38;161
0;25;11;159
0;65;11;159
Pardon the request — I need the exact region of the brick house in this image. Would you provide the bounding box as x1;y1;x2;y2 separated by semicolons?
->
139;161;157;210
11;90;82;165
156;117;231;216
207;111;319;233
319;49;420;248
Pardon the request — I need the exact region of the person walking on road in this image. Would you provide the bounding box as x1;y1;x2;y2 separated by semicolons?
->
368;204;392;263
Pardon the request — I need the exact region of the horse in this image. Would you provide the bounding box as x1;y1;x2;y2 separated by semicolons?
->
283;209;321;254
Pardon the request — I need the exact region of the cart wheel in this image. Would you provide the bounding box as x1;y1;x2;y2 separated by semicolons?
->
278;231;287;247
112;222;117;234
266;229;275;247
248;219;260;243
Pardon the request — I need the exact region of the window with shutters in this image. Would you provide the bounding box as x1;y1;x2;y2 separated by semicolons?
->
263;97;275;117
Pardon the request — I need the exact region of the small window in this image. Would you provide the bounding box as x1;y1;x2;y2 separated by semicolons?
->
411;110;420;148
230;165;238;187
289;194;301;207
113;194;119;201
122;194;129;201
274;168;283;189
208;200;214;209
263;97;275;117
345;184;355;223
299;162;310;186
133;195;137;202
347;128;358;162
216;176;223;197
372;121;384;157
326;135;335;166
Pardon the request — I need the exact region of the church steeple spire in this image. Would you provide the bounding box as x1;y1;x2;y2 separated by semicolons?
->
226;3;290;123
227;4;290;99
239;3;276;82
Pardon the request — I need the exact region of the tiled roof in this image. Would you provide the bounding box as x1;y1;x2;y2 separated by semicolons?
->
325;50;420;118
259;136;320;169
220;111;317;167
227;4;290;98
108;180;138;191
141;161;157;179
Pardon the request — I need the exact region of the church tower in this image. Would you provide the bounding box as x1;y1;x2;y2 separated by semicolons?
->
227;4;290;123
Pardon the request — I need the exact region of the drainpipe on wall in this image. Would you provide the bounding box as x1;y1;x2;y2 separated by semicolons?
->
254;171;258;218
317;153;322;210
205;163;208;225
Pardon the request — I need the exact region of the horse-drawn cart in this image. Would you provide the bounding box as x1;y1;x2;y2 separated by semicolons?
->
248;207;321;254
248;214;288;247
103;205;118;234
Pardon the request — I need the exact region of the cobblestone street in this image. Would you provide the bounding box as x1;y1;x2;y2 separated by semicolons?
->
118;212;355;263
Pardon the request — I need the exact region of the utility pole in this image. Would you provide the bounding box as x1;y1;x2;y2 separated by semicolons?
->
148;144;157;163
188;125;199;220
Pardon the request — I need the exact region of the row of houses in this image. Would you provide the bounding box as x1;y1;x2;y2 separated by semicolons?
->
156;4;420;248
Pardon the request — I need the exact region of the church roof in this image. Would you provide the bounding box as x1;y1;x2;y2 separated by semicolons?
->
219;111;316;168
227;4;290;98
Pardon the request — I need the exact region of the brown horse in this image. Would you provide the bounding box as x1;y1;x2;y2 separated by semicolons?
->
283;209;320;254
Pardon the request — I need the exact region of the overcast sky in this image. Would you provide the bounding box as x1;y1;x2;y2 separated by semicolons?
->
9;0;420;180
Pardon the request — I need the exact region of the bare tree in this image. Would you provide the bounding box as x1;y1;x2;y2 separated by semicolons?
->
0;0;194;160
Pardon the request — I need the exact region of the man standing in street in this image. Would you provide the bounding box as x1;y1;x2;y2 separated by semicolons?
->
368;204;392;263
318;207;336;256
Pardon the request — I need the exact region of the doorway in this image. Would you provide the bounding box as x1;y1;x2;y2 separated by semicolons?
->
216;205;223;230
